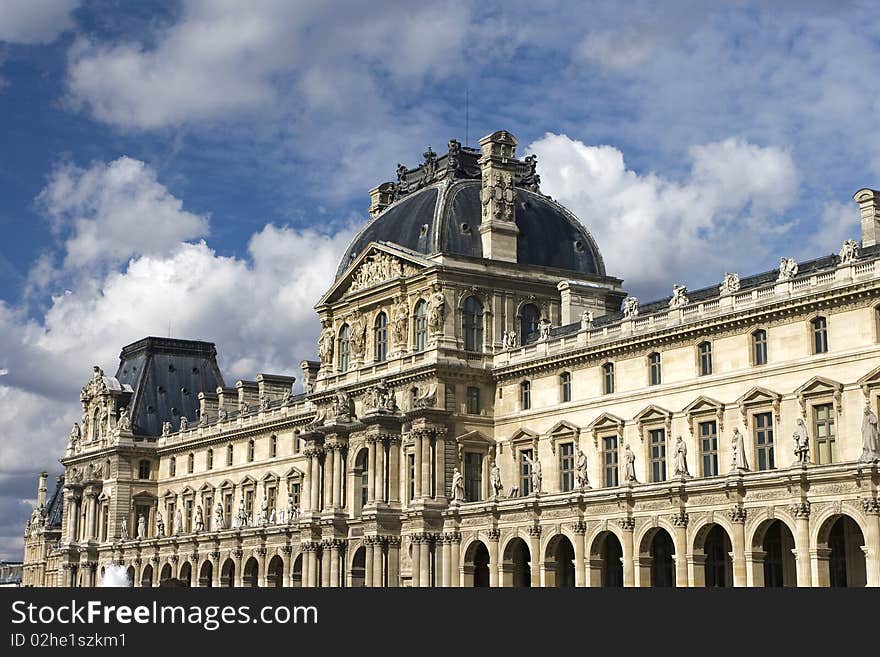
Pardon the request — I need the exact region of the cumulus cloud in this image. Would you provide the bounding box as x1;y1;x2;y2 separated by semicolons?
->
0;0;79;44
528;133;801;299
0;157;356;558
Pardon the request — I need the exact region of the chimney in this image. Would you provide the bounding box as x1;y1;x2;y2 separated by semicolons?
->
300;360;320;395
369;182;395;219
477;130;520;262
235;380;260;410
854;188;880;247
257;373;296;401
37;471;48;507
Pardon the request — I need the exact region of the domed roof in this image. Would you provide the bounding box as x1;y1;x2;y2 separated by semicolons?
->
336;138;606;278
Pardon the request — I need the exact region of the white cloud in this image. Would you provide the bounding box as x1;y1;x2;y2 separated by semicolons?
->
528;133;801;299
36;157;209;274
0;0;78;44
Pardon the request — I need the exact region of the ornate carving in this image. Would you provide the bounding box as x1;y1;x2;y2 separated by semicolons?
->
668;284;689;309
860;403;880;463
572;521;587;535
719;272;741;295
487;529;501;541
622;296;639;318
777;256;799;281
862;498;880;515
527;525;542;537
618;517;635;531
789;502;811;518
580;310;594;331
427;283;446;335
348;310;367;360
670;512;689;528
363;380;398;414
481;171;515;221
728;505;747;523
348;252;416;294
839;239;859;265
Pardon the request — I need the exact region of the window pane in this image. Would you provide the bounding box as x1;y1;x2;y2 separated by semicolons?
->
649;429;666;482
560;443;575;491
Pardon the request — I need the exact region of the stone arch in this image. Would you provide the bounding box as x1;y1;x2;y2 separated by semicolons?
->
692;521;733;587
291;553;303;587
126;565;135;587
220;558;235;587
178;561;192;586
500;536;531;587
748;518;798;587
266;555;284;588
198;560;213;587
242;556;259;587
813;510;868;587
139;563;153;588
637;525;676;587
350;544;366;587
159;562;173;585
543;534;575;588
462;538;491;587
588;529;623;587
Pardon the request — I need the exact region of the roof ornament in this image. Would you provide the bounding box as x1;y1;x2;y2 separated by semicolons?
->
622;296;640;318
839;239;859;265
520;154;541;192
777;256;799;281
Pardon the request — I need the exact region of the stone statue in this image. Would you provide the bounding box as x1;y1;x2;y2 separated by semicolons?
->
69;422;81;448
218;408;228;421
179;415;189;431
719;272;741;295
502;330;517;349
349;311;367;359
117;406;131;431
623;444;637;482
580;310;594;331
391;296;409;348
860;404;880;463
777;256;799;281
490;460;503;499
575;448;590;490
317;319;335;367
673;436;691;478
194;505;204;532
451;467;466;502
162;421;172;437
331;390;352;422
156;509;165;538
668;284;689;309
427;283;446;334
214;502;224;530
522;453;542;494
839;239;859;265
377;380;397;412
731;428;750;471
260;494;269;525
121;517;129;540
622;296;639;318
793;416;810;465
137;514;145;539
538;318;552;340
175;508;184;534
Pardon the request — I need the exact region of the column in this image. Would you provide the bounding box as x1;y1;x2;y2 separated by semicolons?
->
435;431;446;500
574;523;586;587
323;448;334;510
329;541;340;588
810;548;832;587
441;536;451;587
450;534;461;587
281;547;292;588
413;433;423;499
387;537;400;587
388;438;400;503
410;535;421;587
365;538;374;587
419;535;431;587
257;549;267;587
729;507;747;587
745;551;766;587
488;531;500;587
233;550;243;587
863;499;880;588
672;513;689;587
302;452;312;512
793;503;812;587
372;539;384;587
212;552;221;588
528;527;541;587
375;438;386;503
309;454;320;512
67;494;80;544
321;544;331;587
367;440;376;504
620;519;635;588
332;446;343;508
422;434;432;498
307;545;319;587
86;491;98;540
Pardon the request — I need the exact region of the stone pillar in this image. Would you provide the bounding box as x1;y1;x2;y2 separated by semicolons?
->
688;554;707;587
372;539;384;587
419;535;431;587
811;548;832;587
328;542;340;588
307;545;319;587
332;446;343;508
367;440;377;504
410;535;421;587
792;502;812;587
364;538;374;587
620;518;635;588
233;549;243;587
323;448;334;510
309;453;321;512
387;537;401;587
435;431;446;500
281;546;292;587
672;513;689;588
388;438;400;503
862;498;880;588
413;433;423;499
375;439;386;503
729;506;747;587
441;536;451;587
422;434;433;498
67;493;80;544
321;544;331;587
745;550;766;587
450;533;461;587
302;452;312;512
257;549;267;588
528;526;542;587
85;490;98;540
574;522;587;587
488;530;500;587
211;551;221;588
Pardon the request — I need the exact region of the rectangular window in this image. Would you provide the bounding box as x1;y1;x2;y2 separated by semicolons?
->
185;499;193;533
649;353;662;386
169;457;176;477
560;372;571;402
754;412;775;470
699;421;719;476
812;317;828;354
245;490;254;521
290;483;301;508
466;386;481;415
649;428;667;482
204;495;213;531
753;330;768;366
813;403;836;464
223;493;233;528
520;449;533;496
699;342;713;376
167;501;175;533
206;449;213;471
603;436;619;487
464;452;483;502
407;453;415;502
520;381;531;410
560;442;575;491
603;363;614;394
267;485;277;515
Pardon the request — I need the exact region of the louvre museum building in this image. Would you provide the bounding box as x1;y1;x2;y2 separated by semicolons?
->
22;130;880;588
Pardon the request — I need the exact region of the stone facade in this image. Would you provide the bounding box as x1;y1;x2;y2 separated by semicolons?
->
22;132;880;588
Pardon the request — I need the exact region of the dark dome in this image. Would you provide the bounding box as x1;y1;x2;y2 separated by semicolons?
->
337;180;606;278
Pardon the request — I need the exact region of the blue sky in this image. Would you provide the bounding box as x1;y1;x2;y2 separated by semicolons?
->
0;0;878;559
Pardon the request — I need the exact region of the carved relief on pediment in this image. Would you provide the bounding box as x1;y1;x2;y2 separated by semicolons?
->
347;252;418;294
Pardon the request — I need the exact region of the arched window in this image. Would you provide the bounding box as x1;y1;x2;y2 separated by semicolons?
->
187;452;194;474
602;362;615;395
752;329;768;365
698;341;713;376
247;438;255;462
138;460;151;480
811;317;828;354
226;443;234;466
206;448;213;470
337;324;350;372
462;296;484;352
520;304;540;343
91;407;101;441
413;300;428;352
374;312;388;362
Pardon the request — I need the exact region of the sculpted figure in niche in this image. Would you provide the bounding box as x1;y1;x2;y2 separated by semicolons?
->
502;330;517;349
451;467;466;502
194;505;204;532
673;436;691;478
391;297;409;348
731;428;750;471
214;502;224;530
260;495;269;525
623;444;637;482
349;311;367;359
793;416;810;465
69;422;81;449
317;319;335;366
427;283;446;334
117;406;130;431
156;509;165;538
175;508;184;534
377;380;397;412
622;296;639;318
332;390;352;422
162;421;172;437
121;517;129;540
137;514;145;539
575;448;590;490
860;404;880;463
490;459;503;499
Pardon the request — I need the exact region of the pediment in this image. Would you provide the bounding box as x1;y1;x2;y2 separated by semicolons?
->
284;467;304;479
455;430;495;446
218;479;235;489
683;396;724;416
736;386;781;408
261;471;280;483
198;482;215;493
546;420;580;436
319;242;432;304
858;365;880;390
794;376;842;399
586;412;625;432
509;428;539;443
239;475;256;487
633;405;672;425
